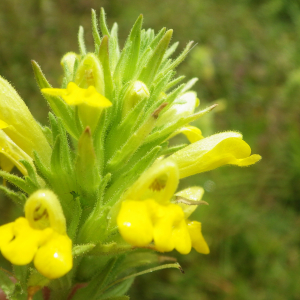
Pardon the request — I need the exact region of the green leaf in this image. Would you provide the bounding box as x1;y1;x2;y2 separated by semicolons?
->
78;26;87;56
71;258;117;300
109;23;120;72
123;14;143;82
101;263;183;296
33;151;53;187
0;185;26;207
100;8;110;37
0;170;36;194
157;41;194;79
101;297;130;300
104;145;161;205
19;159;39;186
99;35;114;101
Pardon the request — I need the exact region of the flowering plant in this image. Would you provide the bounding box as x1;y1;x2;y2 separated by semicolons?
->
0;9;261;300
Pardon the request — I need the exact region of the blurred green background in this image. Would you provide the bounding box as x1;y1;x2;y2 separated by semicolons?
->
1;0;300;299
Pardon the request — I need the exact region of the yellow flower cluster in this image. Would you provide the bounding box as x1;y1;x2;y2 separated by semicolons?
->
118;199;209;254
0;217;72;279
0;190;72;279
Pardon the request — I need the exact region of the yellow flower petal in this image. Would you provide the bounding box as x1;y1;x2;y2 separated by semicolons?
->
187;221;209;254
1;218;45;265
0;222;14;248
42;82;112;108
117;200;154;247
176;186;205;218
174;126;204;143
153;203;184;252
172;219;192;254
34;232;73;279
0;119;8;129
124;159;179;205
170;131;262;178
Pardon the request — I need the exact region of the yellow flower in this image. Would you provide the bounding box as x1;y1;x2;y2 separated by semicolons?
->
41;82;112;108
0;76;51;166
169;131;262;178
171;125;204;143
0;130;33;174
0;190;72;279
116;160;209;254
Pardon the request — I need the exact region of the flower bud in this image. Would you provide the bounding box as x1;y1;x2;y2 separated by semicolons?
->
61;52;78;74
155;91;198;128
25;189;67;234
0;130;33;174
0;76;51;165
122;81;150;117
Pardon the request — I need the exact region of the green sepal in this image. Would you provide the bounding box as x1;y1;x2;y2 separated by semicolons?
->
13;265;28;291
76;206;110;244
78;26;87;56
67;195;82;240
0;185;27;206
31;60;79;139
71;258;117;300
138;29;173;86
75;127;101;197
27;269;50;288
160;143;188;156
91;9;101;52
72;244;96;258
